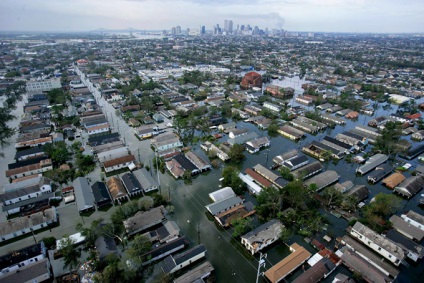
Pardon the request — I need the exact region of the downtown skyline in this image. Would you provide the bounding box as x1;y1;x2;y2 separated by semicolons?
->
1;0;424;34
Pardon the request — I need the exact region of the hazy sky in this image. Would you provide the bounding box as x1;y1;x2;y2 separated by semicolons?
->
1;0;423;33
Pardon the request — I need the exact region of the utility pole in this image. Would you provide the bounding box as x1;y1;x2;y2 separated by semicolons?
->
256;253;267;283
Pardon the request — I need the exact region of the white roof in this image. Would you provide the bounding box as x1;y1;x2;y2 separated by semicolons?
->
56;232;86;250
208;187;235;202
307;253;324;266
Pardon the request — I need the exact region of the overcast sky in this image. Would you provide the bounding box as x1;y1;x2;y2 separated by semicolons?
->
1;0;423;33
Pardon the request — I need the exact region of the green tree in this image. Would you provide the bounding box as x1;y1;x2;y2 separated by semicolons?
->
228;144;245;163
222;166;245;195
256;186;282;220
44;141;71;165
322;187;343;207
60;236;82;271
231;217;253;238
126;235;152;268
267;120;280;137
373;121;402;157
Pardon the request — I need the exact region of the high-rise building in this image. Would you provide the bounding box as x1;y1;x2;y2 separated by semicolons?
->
240;25;245;31
176;25;181;34
229;20;233;34
171;27;176;35
201;26;206;35
224;20;229;32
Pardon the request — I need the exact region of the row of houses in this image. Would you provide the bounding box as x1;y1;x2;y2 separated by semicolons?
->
165;151;212;179
72;169;159;213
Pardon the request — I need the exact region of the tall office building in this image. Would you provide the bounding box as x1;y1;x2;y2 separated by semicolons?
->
229;20;233;34
171;27;176;35
201;26;206;35
224;20;229;32
176;25;181;34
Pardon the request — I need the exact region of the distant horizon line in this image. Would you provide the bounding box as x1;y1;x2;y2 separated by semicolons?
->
0;29;423;35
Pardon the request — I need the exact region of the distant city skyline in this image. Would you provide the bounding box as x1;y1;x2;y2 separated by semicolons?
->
1;0;424;33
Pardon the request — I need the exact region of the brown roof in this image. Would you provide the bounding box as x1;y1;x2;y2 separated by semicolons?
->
265;243;311;283
106;176;128;200
245;168;273;187
382;172;406;189
6;159;52;177
103;155;135;168
87;124;110;131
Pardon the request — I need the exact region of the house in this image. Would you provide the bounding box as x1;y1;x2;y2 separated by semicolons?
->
292;161;323;180
103;154;136;173
229;128;249;139
273;149;298;165
356;154;388;175
400;144;424;160
278;125;305;141
320;113;345;125
141;220;180;243
292;258;337;283
5;159;53;180
0;207;57;243
367;164;394;184
382;172;406;189
209;187;235;202
350;222;405;266
123;205;166;236
244;105;262;116
304;171;339;191
200;141;229;161
106;177;129;204
141;237;187;265
227;132;258;146
341;250;392;283
185;151;211;172
173;154;199;176
153;113;164;123
90;181;111;208
253;164;288;189
165;159;185;179
233;206;263;227
386;230;424;262
121;172;143;197
86;124;110;136
238;172;266;195
132;168;159;193
128;118;141;127
245;137;270;153
401;210;424;231
344;185;370;203
173;261;214;283
97;146;129;162
218;122;237;133
302;140;343;160
134;125;157;139
334;181;354;193
264;243;312;283
389;215;424;242
205;196;243;216
281;155;309;171
152;133;183;151
241;219;284;255
73;177;95;213
0;242;47;277
95;235;118;260
14;147;46;161
341;235;399;280
263;101;281;112
0;258;51;283
394;176;424;198
162;244;206;274
412;130;424;141
0;176;52;207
